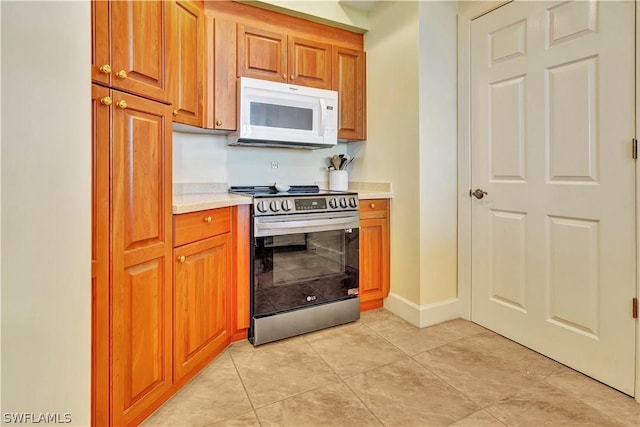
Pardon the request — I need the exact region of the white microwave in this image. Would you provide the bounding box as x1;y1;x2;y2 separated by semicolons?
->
227;77;338;149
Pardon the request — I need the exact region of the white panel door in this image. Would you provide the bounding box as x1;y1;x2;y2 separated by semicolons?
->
471;0;636;395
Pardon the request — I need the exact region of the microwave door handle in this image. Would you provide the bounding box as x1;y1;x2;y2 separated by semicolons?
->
319;98;327;136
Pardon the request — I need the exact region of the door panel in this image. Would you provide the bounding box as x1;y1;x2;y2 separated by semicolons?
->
237;25;287;83
471;0;635;394
111;90;173;425
288;36;331;89
111;0;174;103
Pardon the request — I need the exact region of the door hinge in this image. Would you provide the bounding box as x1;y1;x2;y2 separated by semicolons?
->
633;138;637;159
633;298;638;319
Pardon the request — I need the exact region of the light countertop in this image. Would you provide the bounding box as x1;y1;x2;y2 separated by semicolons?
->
173;181;392;214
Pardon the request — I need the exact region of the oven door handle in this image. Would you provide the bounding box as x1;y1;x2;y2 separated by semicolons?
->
255;216;359;236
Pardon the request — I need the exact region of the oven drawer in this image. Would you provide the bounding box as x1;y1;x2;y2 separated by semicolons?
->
359;199;388;219
173;207;231;247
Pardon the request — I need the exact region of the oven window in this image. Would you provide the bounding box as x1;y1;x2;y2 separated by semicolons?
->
253;229;359;317
250;102;313;130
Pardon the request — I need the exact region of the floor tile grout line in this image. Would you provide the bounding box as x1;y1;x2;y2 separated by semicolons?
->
229;339;347;414
226;347;264;426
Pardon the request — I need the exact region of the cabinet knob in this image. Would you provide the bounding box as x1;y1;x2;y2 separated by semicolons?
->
177;255;186;263
116;100;128;109
172;109;179;116
100;96;112;106
370;203;376;209
290;74;294;80
215;119;222;127
99;64;112;74
204;216;212;223
116;69;128;79
282;74;287;80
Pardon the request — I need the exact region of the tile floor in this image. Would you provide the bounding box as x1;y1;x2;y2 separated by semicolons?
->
142;309;640;427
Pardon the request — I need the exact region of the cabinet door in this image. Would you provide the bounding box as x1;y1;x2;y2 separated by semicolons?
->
174;234;232;381
332;47;366;141
359;200;390;311
111;0;175;103
208;17;237;130
288;36;332;89
238;25;287;83
91;0;110;85
111;90;173;426
91;84;110;427
173;0;205;126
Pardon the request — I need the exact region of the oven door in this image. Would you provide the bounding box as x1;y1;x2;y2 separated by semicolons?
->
252;212;360;318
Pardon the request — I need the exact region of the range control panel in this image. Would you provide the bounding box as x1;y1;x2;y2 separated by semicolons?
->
253;195;359;216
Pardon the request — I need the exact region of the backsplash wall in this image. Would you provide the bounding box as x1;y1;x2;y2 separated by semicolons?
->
173;131;347;188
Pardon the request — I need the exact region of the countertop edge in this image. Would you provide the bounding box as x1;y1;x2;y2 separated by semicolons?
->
172;194;253;214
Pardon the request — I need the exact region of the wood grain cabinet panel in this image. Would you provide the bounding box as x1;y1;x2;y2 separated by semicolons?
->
174;234;232;381
173;0;205;126
359;199;390;311
210;17;237;131
288;37;332;89
90;84;110;427
238;25;287;83
111;89;173;426
91;0;110;85
333;46;366;141
174;207;231;247
100;0;175;103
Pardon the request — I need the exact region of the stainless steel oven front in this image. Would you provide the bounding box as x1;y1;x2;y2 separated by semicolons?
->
250;210;360;345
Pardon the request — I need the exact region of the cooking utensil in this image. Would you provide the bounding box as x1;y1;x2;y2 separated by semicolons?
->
331;155;341;170
339;154;350;170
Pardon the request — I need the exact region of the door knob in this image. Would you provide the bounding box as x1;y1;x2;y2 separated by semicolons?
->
471;189;488;199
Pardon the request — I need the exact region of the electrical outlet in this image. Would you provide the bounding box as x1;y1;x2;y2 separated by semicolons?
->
271;161;278;169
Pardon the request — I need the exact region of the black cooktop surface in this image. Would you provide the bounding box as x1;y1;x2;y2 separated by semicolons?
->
230;185;354;197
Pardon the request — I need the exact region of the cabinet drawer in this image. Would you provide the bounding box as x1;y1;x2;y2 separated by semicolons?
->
359;199;388;219
174;207;231;247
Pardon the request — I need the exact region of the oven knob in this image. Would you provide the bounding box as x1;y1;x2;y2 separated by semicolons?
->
339;198;348;208
256;201;268;213
270;200;280;212
282;199;293;211
329;198;338;209
349;197;358;208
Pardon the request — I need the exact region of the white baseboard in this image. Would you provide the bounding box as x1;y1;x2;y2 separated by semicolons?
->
383;292;468;328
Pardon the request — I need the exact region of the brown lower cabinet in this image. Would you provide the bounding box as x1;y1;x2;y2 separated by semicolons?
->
173;208;233;382
359;199;391;311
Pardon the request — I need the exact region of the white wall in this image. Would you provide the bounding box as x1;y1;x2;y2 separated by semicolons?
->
174;133;348;187
1;2;91;424
348;1;459;322
349;0;422;303
418;1;458;305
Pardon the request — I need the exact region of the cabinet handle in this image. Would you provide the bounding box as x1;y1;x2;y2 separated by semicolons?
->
177;255;186;263
99;64;112;74
370;203;376;209
100;96;112;106
282;74;287;80
215;120;222;127
116;69;128;79
290;74;294;80
172;109;179;116
204;216;212;223
116;100;128;109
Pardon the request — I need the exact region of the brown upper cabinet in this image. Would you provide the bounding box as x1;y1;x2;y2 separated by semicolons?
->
333;47;366;141
91;0;175;104
171;0;237;131
173;0;205;126
238;26;332;90
205;1;366;141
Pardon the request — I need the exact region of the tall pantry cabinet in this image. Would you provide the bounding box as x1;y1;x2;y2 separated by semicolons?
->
91;1;175;426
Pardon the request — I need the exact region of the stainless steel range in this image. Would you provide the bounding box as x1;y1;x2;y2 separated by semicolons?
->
230;185;360;345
